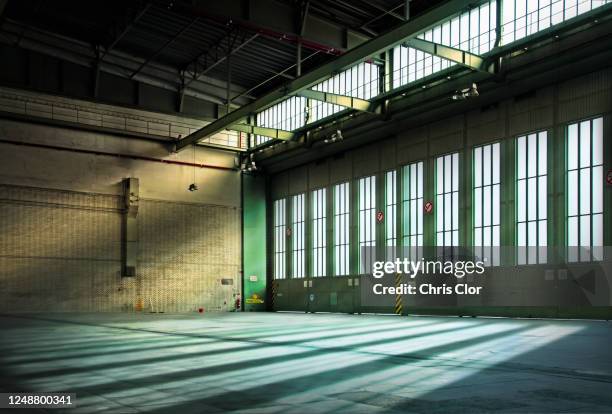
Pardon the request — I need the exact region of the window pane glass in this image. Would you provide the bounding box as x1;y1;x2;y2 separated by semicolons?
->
568;216;578;246
528;134;537;177
592;166;603;214
580;121;591;168
567;170;578;216
517;179;526;222
474;188;482;227
579;168;591;215
527;177;537;221
580;215;590;247
592;117;603;165
567;123;578;170
538;132;547;176
593;213;603;245
474;147;482;187
538;176;547;219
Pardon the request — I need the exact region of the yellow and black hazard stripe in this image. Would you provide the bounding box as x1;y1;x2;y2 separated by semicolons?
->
271;281;278;310
394;273;402;315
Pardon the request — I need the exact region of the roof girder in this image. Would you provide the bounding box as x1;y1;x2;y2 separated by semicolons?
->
174;0;469;151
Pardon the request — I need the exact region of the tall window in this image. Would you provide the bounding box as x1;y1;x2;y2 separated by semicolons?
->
334;182;350;276
273;199;286;279
567;117;604;262
402;162;424;261
474;143;501;266
312;189;327;277
359;175;376;274
385;171;397;261
291;194;305;278
436;153;459;251
517;131;547;264
501;0;611;45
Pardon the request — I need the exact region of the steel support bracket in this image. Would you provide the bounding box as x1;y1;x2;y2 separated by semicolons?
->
404;38;492;73
295;90;379;113
230;124;297;141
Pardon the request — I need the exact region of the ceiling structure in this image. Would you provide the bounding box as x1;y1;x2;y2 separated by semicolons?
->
0;0;445;108
3;0;609;166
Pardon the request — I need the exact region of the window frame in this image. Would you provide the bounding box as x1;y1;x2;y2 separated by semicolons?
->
273;198;287;280
358;175;377;274
473;141;501;266
402;161;425;262
516;130;548;265
311;188;327;277
566;116;604;262
333;181;350;276
435;152;460;253
290;193;306;278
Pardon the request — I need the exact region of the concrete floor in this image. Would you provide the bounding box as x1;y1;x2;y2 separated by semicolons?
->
0;313;611;413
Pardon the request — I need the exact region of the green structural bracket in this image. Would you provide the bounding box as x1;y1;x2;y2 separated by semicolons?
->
230;124;297;141
296;90;379;113
242;173;267;311
404;38;490;73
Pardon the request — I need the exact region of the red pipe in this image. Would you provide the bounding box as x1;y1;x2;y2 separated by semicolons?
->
0;139;238;172
173;3;344;56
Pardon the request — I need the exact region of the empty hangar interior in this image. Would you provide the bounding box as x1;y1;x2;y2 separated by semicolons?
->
0;0;611;412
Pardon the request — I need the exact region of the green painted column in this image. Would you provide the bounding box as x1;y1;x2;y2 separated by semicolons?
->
242;173;267;311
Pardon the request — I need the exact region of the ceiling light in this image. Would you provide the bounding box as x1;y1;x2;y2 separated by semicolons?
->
240;154;258;172
324;129;344;144
452;83;479;101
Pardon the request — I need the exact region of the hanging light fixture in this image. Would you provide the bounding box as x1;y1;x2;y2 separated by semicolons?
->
240;153;258;172
188;144;199;192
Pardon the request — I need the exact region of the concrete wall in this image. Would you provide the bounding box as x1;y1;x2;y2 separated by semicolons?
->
0;101;242;312
268;68;612;318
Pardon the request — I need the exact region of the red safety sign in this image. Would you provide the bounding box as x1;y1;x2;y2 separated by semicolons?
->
376;211;384;223
424;201;433;214
607;170;612;186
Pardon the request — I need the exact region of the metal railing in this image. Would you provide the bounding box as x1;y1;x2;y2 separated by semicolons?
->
0;87;247;150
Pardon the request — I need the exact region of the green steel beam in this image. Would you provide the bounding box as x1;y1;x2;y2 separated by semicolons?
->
404;38;490;73
296;90;379;113
230;124;297;141
174;0;469;151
